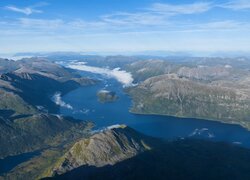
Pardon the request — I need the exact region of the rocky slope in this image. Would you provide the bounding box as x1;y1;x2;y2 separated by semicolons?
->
0;72;96;114
0;58;96;159
0;58;97;114
42;126;250;180
125;59;178;82
0;57;76;81
52;125;152;176
0;114;93;159
2;56;250;179
127;73;250;129
124;57;250;129
3;110;250;180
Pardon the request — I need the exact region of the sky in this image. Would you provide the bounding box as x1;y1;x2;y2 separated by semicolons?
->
1;0;250;55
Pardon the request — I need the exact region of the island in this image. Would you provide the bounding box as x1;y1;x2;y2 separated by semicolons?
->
97;90;118;103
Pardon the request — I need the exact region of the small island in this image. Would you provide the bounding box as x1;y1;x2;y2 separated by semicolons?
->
97;90;118;103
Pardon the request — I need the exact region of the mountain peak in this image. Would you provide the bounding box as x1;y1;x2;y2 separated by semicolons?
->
52;125;151;175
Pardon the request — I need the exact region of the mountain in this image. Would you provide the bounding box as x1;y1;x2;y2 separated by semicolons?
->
2;56;250;180
124;59;177;82
0;59;19;74
127;73;250;129
125;58;250;129
0;58;97;114
0;89;36;115
0;57;75;80
1;125;152;179
0;113;93;159
51;125;152;176
0;72;95;114
41;126;250;180
0;58;96;161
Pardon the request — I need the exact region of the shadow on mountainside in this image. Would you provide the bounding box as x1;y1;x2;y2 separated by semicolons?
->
46;139;250;180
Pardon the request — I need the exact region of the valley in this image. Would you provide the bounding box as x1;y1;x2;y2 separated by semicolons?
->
0;58;95;178
1;55;250;179
2;0;250;179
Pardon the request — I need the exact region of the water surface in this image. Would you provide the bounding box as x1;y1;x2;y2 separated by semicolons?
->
60;71;250;148
0;151;40;175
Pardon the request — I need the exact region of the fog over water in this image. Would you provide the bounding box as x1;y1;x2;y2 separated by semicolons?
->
67;61;134;87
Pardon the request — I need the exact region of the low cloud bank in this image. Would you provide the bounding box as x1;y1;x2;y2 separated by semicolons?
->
67;62;134;86
52;92;73;109
91;124;125;134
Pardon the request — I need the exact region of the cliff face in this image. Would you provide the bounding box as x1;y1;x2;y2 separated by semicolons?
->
53;125;152;175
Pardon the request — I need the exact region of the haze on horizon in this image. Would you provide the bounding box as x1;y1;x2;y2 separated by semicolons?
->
1;0;250;55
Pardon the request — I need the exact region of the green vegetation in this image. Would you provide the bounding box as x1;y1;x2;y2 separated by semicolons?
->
97;90;118;103
124;59;178;82
2;56;250;179
52;126;153;176
127;74;250;129
47;127;250;180
0;114;93;159
2;148;70;180
0;58;96;179
0;90;36;115
125;58;250;130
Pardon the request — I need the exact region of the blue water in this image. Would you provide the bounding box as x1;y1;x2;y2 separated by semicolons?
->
2;69;250;175
0;151;40;175
60;71;250;148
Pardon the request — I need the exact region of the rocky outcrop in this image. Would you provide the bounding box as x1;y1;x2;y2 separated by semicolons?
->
52;125;152;175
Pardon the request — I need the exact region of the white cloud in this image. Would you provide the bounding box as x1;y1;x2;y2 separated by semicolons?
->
191;20;250;31
149;2;212;15
2;1;248;33
52;92;73;109
5;2;48;15
201;20;242;29
221;0;250;10
68;19;107;29
1;1;250;53
5;6;42;15
101;12;169;26
100;2;212;27
19;18;64;29
91;124;125;134
67;62;134;86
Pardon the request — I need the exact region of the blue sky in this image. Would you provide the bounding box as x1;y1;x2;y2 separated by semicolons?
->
1;0;250;54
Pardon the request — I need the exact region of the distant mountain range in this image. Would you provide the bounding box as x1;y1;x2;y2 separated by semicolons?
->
8;50;250;58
